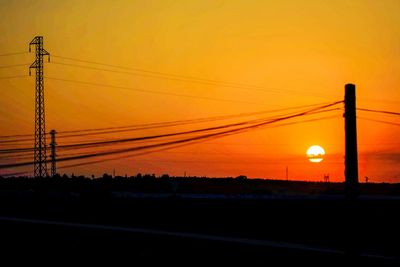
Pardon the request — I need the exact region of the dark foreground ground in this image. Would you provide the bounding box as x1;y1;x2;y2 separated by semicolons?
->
0;195;399;266
0;177;399;265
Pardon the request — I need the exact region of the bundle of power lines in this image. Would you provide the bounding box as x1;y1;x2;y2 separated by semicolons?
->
0;101;344;175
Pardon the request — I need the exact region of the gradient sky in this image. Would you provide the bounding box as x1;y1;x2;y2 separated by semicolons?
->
0;0;399;182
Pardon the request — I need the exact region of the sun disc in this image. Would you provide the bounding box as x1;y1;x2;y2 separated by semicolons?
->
307;145;325;163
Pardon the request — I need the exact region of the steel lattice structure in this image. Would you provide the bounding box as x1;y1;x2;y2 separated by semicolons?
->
29;36;50;178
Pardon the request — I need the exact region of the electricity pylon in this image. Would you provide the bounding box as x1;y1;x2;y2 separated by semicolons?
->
29;36;50;178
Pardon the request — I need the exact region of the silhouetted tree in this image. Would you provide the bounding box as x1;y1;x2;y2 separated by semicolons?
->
102;173;112;180
143;174;153;180
160;174;170;179
236;175;247;180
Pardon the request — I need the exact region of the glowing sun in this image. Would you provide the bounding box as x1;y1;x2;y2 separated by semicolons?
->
306;145;325;163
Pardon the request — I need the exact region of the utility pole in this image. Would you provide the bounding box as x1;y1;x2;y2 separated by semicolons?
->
344;83;360;262
344;84;359;199
286;166;288;181
49;129;57;177
29;36;50;178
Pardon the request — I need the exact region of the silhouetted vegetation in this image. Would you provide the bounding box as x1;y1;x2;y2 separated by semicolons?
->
0;174;399;199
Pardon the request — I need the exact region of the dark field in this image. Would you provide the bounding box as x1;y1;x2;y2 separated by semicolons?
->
0;177;399;266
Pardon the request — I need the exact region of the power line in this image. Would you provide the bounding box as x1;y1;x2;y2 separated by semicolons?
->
0;105;341;153
48;116;338;168
28;116;340;171
0;63;30;69
52;55;396;105
49;60;337;100
50;61;248;87
49;55;270;90
0;75;29;80
52;116;285;150
0;147;35;154
0;154;33;161
0;134;35;140
0;51;29;57
0;102;342;169
56;115;341;170
45;76;273;106
37;57;400;106
1;107;339;164
0;104;342;155
2;136;394;158
0;105;342;154
358;117;400;127
0;139;35;144
49;55;400;105
357;108;400;116
56;141;207;171
52;54;265;87
200;141;400;147
0;101;339;140
55;103;337;138
357;97;400;105
0;170;31;177
56;102;333;133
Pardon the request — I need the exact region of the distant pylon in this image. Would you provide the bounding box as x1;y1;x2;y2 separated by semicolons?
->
29;36;50;178
286;166;288;180
49;129;57;177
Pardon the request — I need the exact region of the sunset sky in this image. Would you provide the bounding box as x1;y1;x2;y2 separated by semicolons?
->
0;0;399;182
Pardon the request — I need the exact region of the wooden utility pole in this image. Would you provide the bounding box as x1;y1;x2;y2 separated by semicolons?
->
344;83;360;262
344;83;359;199
344;84;358;199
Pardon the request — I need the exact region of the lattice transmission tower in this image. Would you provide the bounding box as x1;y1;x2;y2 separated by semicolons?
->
29;36;50;177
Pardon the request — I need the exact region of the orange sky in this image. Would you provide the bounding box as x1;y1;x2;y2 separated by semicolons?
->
0;0;399;182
